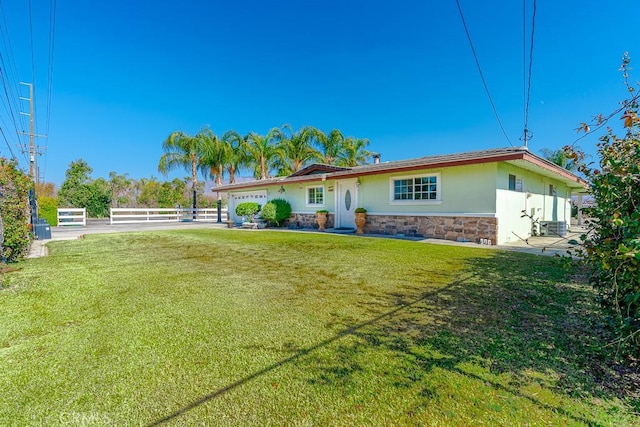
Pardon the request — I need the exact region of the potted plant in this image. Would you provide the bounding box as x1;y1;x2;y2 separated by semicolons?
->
354;207;367;234
316;209;329;231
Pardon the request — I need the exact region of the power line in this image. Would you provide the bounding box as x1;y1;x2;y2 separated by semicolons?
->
0;0;27;134
27;0;40;139
521;0;537;147
455;0;513;147
45;0;57;136
0;125;17;159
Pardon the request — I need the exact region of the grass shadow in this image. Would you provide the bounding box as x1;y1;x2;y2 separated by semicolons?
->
309;250;639;422
143;239;638;425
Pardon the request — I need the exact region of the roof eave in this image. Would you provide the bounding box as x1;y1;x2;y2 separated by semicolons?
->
212;150;589;192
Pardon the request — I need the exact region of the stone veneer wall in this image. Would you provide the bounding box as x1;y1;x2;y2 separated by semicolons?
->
286;213;335;229
365;214;498;244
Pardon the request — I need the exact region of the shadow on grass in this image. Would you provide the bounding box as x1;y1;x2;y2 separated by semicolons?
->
146;276;466;426
147;251;638;425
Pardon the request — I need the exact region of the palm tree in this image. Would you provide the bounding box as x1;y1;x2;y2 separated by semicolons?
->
245;128;283;179
337;136;371;167
315;128;345;165
221;130;248;185
275;125;321;175
158;130;208;212
197;128;227;187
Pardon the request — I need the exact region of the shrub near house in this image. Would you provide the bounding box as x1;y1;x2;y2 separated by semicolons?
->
0;158;32;262
260;198;292;226
235;202;261;219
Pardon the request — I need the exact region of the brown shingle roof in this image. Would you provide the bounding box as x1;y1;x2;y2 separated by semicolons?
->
213;147;587;191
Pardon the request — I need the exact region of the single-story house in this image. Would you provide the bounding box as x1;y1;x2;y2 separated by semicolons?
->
214;147;588;245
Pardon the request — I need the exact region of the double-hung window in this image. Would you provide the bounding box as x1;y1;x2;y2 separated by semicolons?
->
390;174;440;203
307;186;324;206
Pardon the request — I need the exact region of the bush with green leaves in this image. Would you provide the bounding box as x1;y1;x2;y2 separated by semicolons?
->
568;53;640;356
0;158;32;262
235;202;261;218
58;160;111;218
260;198;292;226
38;196;58;226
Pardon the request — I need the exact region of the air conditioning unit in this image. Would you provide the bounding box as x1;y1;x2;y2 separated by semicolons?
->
540;221;567;237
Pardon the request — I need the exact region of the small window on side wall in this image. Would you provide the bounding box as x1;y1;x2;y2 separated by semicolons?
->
509;174;523;192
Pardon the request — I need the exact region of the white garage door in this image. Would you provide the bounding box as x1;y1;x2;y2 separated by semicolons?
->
228;190;268;222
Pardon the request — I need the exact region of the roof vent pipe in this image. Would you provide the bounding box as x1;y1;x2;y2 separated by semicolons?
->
373;153;381;164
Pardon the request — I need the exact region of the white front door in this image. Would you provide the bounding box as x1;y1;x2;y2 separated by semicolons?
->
337;180;357;228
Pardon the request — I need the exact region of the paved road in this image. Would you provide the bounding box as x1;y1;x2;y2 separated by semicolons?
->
27;220;228;258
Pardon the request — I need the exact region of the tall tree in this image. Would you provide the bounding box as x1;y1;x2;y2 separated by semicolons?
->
275;125;321;175
197;128;227;186
136;177;162;208
58;159;111;218
245;128;282;179
315;129;345;165
58;159;93;209
158;130;208;211
337;136;371;167
108;172;133;208
221;130;248;185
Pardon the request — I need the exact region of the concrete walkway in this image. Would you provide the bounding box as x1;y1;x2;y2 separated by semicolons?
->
26;220;586;259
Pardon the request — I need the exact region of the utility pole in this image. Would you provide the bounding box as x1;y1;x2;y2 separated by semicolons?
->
19;82;46;183
521;128;532;149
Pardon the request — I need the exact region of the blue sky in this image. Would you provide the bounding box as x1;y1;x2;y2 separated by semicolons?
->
1;1;639;186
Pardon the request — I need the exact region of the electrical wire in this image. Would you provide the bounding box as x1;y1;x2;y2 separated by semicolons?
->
28;0;38;137
0;125;17;159
39;0;58;182
455;0;513;147
0;1;27;134
45;0;56;136
522;0;537;146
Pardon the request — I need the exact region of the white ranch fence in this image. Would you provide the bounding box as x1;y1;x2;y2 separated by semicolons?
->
57;208;87;226
110;208;228;225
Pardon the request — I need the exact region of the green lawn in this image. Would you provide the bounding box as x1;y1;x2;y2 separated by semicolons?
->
0;229;637;426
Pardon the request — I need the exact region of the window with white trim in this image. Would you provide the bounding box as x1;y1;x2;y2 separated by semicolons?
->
390;174;440;202
307;186;324;206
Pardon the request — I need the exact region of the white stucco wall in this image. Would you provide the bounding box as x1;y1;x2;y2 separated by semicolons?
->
496;189;530;243
496;163;573;242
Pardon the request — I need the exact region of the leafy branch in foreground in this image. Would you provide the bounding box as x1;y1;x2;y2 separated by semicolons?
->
0;158;32;262
565;52;640;358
